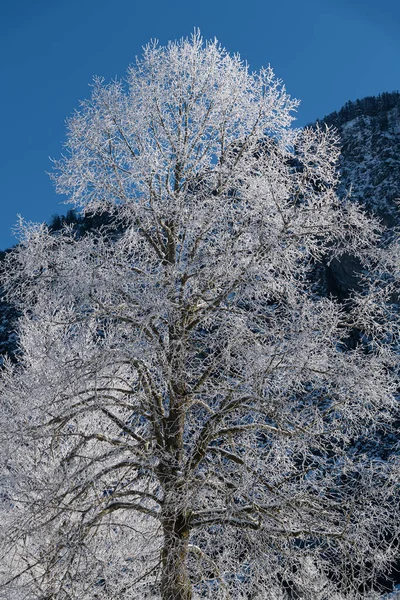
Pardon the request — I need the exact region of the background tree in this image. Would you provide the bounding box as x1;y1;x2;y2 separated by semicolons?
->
0;32;399;600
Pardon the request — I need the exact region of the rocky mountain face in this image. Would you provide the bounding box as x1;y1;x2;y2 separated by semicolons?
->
314;91;400;298
317;91;400;224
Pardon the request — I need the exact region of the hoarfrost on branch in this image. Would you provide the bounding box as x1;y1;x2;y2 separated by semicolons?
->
0;31;399;600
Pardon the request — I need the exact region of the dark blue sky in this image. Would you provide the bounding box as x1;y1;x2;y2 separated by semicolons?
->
1;0;399;249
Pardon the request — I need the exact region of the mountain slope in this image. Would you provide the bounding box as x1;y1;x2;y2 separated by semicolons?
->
315;91;400;225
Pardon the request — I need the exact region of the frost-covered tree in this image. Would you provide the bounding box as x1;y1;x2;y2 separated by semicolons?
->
0;32;399;600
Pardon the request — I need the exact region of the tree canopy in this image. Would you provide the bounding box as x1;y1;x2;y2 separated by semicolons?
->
0;31;399;600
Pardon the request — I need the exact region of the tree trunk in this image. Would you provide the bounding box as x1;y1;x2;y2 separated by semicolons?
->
161;511;192;600
158;363;192;599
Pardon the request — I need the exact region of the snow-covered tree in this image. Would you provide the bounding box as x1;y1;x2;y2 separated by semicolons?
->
0;32;399;600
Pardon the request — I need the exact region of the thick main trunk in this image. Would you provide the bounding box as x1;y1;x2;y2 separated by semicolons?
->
161;515;192;600
158;356;191;598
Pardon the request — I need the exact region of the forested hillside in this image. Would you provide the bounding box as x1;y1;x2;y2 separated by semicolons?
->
316;91;400;225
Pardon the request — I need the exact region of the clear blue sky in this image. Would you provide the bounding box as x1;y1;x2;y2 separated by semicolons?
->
1;0;399;250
